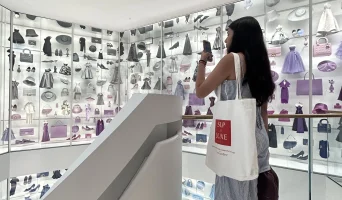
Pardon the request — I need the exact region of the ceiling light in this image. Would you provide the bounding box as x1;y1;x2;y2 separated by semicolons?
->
14;12;20;18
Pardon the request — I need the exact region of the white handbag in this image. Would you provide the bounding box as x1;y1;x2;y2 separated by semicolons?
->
205;53;258;181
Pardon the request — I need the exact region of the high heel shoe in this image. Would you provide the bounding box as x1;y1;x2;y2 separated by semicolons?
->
67;134;76;140
200;123;204;130
25;184;35;192
72;135;81;140
169;41;179;50
194;15;203;22
24;176;28;185
97;63;109;70
28;175;32;184
290;150;304;158
297;155;308;160
199;16;209;23
30;184;40;193
196;123;201;130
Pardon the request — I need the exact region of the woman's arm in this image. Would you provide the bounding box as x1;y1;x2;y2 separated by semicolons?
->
196;53;234;98
261;102;268;130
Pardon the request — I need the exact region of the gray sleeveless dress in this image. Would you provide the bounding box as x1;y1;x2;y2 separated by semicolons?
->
214;80;270;200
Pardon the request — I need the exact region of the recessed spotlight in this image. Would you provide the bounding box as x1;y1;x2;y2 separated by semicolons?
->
14;12;20;18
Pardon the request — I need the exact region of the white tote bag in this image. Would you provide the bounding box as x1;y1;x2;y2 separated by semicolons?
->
205;53;259;181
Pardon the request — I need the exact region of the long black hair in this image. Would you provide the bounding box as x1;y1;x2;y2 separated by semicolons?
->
228;16;275;106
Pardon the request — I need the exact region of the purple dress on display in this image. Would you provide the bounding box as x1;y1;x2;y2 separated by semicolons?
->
279;80;290;104
282;46;305;74
292;105;308;133
41;123;50;142
96;119;104;136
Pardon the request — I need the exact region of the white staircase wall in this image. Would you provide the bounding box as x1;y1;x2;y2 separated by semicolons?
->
43;94;182;200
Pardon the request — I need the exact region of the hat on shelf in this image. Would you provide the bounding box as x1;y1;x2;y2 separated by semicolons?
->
317;60;336;72
267;10;279;22
26;14;36;20
23;76;36;86
73;53;79;62
56;20;72;28
288;7;309;21
137;42;146;50
89;45;97;52
41;91;57;102
266;0;280;7
56;35;72;45
26;29;38;37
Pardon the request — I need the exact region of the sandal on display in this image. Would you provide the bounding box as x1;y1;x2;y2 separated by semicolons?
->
97;63;109;70
25;184;35;192
194;14;203;22
199;16;209;23
29;184;40;193
72;135;81;140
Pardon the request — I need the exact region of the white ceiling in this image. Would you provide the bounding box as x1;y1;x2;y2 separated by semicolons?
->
0;0;238;31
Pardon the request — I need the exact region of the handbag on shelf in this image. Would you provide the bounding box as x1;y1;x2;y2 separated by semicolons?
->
267;46;281;57
87;83;96;94
206;53;258;181
188;89;205;106
91;37;102;44
20;49;33;63
11;114;21;120
164;20;174;28
96;76;107;86
41;105;53;116
267;106;275;115
19;128;34;136
75;116;81;123
145;25;153;32
91;27;102;32
283;135;297;150
107;49;116;56
94;108;100;115
313;37;332;57
72;104;83;114
50;121;67;138
61;88;69;96
196;134;207;143
317;119;331;133
23;88;36;96
296;73;323;95
104;110;114;115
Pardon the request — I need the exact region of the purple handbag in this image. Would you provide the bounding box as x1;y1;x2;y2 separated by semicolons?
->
296;73;323;95
189;90;205;106
50;121;67;138
104;110;114;115
20;128;34;136
75;116;81;123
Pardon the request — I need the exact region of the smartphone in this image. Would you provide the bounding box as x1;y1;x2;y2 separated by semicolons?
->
203;40;213;62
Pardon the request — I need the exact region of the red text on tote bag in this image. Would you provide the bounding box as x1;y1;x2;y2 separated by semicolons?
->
215;120;232;146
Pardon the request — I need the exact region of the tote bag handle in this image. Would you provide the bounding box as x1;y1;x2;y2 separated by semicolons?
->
217;53;242;101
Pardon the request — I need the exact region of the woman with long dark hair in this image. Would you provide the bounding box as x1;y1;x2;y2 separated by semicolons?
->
196;16;278;200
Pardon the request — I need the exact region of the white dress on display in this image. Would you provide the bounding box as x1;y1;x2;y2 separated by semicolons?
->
317;3;339;36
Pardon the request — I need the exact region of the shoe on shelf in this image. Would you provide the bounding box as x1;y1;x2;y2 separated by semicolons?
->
297;155;308;160
200;123;204;130
199;16;209;23
30;184;40;193
194;15;203;22
290;150;304;158
24;176;28;185
67;134;76;140
199;26;209;30
196;123;201;130
169;41;179;50
26;67;31;72
97;63;109;70
25;184;35;192
184;130;192;136
28;175;32;184
72;135;81;140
